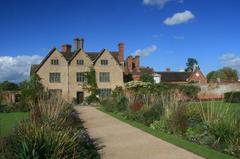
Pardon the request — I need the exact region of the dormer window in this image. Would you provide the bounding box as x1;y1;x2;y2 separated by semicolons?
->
101;59;108;65
77;59;84;65
51;59;59;65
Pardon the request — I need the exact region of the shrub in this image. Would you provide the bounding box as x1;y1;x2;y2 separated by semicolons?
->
150;119;170;133
85;94;99;104
185;123;216;145
129;102;143;112
179;84;201;99
115;95;128;112
101;98;116;112
0;103;29;113
2;122;80;159
168;105;188;134
0;96;100;159
224;91;240;103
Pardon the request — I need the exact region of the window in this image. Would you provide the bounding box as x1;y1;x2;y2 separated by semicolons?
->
76;72;85;82
49;89;62;96
49;73;61;83
99;72;110;82
51;59;59;65
98;88;111;97
77;59;84;65
101;59;108;65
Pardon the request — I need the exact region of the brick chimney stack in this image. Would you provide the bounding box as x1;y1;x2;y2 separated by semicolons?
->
126;56;133;73
133;55;140;71
118;43;124;64
166;68;171;72
62;44;72;54
79;38;84;50
74;38;80;50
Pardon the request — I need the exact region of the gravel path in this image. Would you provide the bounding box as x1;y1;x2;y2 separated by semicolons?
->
75;106;203;159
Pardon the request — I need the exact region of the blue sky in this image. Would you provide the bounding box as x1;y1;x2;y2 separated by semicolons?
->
0;0;240;82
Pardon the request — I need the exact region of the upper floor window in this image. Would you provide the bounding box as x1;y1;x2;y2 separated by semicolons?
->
77;59;84;65
76;72;85;82
51;59;59;65
49;73;61;83
99;72;110;82
101;59;108;65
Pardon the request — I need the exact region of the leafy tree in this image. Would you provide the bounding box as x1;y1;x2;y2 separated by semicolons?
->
20;74;43;106
0;81;19;91
185;58;199;72
206;71;216;82
140;73;154;84
206;67;238;82
83;67;98;95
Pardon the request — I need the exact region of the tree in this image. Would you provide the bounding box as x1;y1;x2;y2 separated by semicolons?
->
0;81;19;91
20;74;43;105
185;58;199;72
140;73;154;84
83;67;97;95
206;67;238;82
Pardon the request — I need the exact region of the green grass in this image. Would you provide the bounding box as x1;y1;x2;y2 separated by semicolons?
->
99;108;236;159
0;112;29;137
189;101;240;112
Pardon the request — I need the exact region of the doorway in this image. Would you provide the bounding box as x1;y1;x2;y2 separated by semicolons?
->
76;92;84;104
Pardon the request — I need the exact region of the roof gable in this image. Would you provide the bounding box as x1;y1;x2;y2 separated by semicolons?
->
69;48;93;64
35;48;67;73
92;49;120;65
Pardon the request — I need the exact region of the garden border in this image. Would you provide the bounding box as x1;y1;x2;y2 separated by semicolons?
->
98;108;236;159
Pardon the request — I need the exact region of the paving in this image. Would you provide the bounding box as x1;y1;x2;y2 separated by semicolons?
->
75;106;203;159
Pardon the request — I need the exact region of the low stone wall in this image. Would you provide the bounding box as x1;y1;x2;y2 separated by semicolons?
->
198;83;240;100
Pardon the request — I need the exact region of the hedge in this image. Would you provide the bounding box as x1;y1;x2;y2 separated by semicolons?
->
224;91;240;103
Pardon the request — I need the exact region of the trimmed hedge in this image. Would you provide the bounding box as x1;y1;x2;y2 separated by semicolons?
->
224;91;240;103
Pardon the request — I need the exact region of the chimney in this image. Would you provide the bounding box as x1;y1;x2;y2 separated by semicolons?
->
74;38;80;50
166;68;171;72
79;38;84;50
133;55;140;71
127;56;133;73
62;44;72;54
118;43;124;64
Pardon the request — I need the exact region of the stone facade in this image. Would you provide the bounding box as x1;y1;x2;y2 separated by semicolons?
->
32;38;124;103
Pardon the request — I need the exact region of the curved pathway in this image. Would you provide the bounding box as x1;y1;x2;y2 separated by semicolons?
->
75;106;203;159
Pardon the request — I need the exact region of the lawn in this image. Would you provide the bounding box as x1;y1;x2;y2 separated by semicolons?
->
189;101;240;112
99;107;237;159
0;112;29;137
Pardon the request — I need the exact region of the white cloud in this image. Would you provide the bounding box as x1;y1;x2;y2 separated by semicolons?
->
0;55;43;83
220;53;240;74
163;10;195;26
132;45;157;57
143;0;171;8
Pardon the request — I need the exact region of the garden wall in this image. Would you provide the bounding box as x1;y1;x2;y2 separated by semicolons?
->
198;83;240;100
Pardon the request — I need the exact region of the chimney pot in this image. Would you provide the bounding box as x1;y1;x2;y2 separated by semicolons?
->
79;38;84;50
74;38;80;50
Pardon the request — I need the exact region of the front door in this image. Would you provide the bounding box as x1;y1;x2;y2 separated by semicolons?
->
76;92;84;104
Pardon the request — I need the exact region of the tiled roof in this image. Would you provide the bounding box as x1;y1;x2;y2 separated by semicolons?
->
156;72;192;82
31;49;120;74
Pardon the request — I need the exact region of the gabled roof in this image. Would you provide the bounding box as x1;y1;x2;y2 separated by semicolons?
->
68;48;120;65
31;47;121;74
34;48;60;73
90;49;120;65
156;71;192;82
